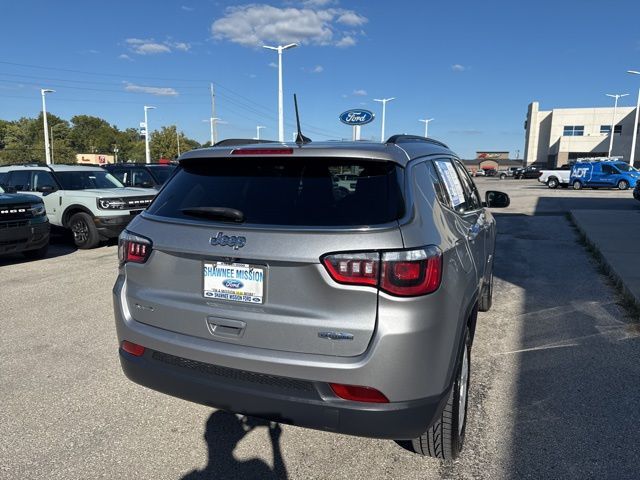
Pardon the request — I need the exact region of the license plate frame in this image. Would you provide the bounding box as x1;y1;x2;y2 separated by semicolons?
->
203;262;265;304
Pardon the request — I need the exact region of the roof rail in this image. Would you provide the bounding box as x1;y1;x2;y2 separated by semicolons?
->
385;134;449;149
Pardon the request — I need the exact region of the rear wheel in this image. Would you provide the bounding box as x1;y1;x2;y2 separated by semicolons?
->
69;212;100;249
409;328;471;460
499;173;506;180
618;180;629;190
478;271;493;312
547;177;559;189
572;180;583;190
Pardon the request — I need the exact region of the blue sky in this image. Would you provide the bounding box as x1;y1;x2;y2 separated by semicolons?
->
1;0;640;158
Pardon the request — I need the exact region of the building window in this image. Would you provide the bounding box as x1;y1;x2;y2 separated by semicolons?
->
600;125;622;134
563;125;584;136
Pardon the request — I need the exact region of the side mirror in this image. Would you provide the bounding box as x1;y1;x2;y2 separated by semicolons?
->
485;191;510;208
140;181;154;188
37;185;57;194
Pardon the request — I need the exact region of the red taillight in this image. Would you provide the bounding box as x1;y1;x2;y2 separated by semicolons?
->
118;231;152;265
121;340;145;357
322;247;442;297
232;148;294;155
321;252;379;287
329;383;389;403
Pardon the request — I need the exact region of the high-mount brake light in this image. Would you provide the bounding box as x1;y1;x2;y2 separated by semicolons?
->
118;230;153;265
231;148;294;155
321;246;442;297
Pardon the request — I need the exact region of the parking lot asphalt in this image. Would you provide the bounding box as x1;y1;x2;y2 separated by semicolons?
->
2;179;640;479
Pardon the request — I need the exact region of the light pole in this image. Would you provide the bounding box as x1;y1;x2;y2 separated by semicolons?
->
373;97;395;142
605;93;628;157
41;89;55;164
143;105;156;164
628;70;640;167
418;118;434;138
263;43;298;142
256;125;265;140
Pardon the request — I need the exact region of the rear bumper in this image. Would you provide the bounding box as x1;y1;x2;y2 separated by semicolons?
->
119;347;449;440
94;212;142;238
0;220;50;254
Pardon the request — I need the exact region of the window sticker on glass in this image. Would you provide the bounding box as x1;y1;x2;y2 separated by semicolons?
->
434;160;465;207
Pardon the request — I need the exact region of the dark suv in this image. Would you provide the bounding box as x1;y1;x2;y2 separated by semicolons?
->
114;135;510;460
103;163;177;190
0;185;49;258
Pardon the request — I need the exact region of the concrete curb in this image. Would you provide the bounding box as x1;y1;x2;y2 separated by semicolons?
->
570;210;640;318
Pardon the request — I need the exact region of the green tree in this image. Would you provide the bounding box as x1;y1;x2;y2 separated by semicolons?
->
69;115;119;154
150;125;200;161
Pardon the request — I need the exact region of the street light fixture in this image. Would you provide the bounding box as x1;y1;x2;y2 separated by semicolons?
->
628;70;640;167
418;118;434;138
256;125;266;140
41;89;55;165
605;94;628;157
263;43;298;142
143;105;156;164
373;97;395;142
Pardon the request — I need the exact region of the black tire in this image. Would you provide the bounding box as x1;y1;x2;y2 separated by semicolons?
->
546;177;559;189
618;180;629;190
499;173;506;180
69;212;100;249
572;180;583;190
409;328;471;460
478;271;493;312
23;243;49;259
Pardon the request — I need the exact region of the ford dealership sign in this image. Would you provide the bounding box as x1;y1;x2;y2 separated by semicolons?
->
339;109;375;126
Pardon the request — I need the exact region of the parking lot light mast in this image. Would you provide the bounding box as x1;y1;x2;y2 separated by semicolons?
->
41;89;55;165
256;125;265;140
605;93;628;157
143;106;156;164
628;70;640;167
374;97;395;142
263;43;298;142
418;118;434;138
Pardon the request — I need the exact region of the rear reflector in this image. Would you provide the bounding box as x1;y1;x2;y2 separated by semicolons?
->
231;148;294;155
329;383;389;403
121;340;145;357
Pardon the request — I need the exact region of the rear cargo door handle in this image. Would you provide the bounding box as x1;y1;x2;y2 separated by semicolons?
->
206;317;246;338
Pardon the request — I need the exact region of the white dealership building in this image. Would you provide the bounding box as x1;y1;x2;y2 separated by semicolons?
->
524;101;639;167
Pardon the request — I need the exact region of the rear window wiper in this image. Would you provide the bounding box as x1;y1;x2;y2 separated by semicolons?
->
181;207;245;223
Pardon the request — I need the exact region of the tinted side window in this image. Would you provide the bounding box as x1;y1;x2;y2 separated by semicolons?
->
32;171;57;190
109;169;128;185
9;171;33;191
422;161;451;207
602;164;615;174
432;159;470;213
0;172;8;188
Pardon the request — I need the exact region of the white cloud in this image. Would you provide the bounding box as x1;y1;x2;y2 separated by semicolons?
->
118;54;133;61
352;89;367;96
336;35;356;47
301;0;336;6
268;62;278;68
312;65;324;73
336;12;367;26
211;4;367;48
451;64;468;72
123;82;179;96
124;38;190;55
181;5;194;11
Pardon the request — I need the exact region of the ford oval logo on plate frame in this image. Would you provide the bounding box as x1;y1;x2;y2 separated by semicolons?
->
339;109;375;126
222;279;244;290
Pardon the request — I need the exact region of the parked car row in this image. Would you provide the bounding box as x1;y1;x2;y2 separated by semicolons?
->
537;160;639;191
0;163;170;253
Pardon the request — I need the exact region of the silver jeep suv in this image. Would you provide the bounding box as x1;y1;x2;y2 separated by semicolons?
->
113;135;510;459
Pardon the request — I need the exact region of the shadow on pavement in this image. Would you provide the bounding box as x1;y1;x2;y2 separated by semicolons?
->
181;411;288;480
493;199;640;478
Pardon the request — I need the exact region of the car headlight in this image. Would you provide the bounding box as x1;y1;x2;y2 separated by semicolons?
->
98;198;127;210
29;203;46;217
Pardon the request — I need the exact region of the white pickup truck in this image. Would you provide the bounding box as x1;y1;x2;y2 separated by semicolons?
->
538;168;571;188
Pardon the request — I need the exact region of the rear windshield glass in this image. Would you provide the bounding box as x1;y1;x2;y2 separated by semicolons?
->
147;157;404;226
56;171;124;190
147;165;176;184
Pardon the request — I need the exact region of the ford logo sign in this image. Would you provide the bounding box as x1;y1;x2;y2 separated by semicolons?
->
223;279;244;289
339;109;375;126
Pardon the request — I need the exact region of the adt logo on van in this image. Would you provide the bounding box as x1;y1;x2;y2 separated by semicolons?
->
210;232;246;250
339;109;375;126
223;279;244;289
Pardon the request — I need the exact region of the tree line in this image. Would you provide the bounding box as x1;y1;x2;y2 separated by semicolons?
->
0;113;205;165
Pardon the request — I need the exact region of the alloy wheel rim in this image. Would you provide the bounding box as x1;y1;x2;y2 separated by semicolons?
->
72;220;88;243
458;344;469;436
